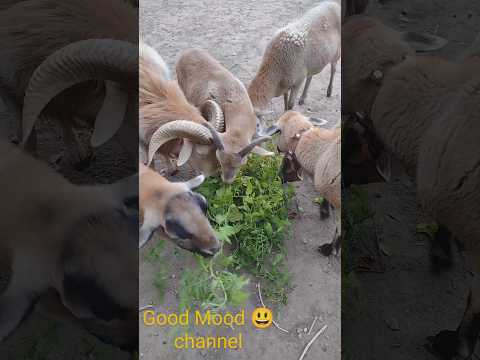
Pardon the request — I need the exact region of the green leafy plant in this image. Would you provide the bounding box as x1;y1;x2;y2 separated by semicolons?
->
196;153;294;306
150;153;294;311
145;240;168;301
178;254;249;311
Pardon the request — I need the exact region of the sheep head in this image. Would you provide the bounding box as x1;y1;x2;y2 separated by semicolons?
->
139;165;220;257
202;121;271;184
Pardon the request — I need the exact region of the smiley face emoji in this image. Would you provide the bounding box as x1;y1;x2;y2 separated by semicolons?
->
252;307;273;329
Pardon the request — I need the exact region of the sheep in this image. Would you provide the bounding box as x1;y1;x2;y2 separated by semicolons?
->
139;163;220;256
342;16;415;117
416;77;480;359
248;1;341;113
0;139;138;349
148;48;272;184
0;0;138;166
269;111;341;255
342;15;449;119
139;42;228;179
346;23;480;355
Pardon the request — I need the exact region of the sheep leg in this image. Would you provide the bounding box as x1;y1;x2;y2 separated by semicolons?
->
283;93;289;112
60;117;93;169
299;76;313;105
456;275;480;358
287;83;302;110
429;224;453;272
429;275;480;359
0;273;36;341
327;61;337;97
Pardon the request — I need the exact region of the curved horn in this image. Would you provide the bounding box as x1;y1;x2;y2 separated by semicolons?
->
22;39;137;144
201;100;225;132
238;136;272;158
147;120;212;165
203;121;225;151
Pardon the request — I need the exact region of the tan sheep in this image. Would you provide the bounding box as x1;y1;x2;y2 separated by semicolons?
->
148;48;271;184
0;140;138;348
248;1;341;112
272;111;341;254
139;163;219;256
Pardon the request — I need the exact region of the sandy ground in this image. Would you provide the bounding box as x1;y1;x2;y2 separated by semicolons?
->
140;1;341;359
343;1;480;359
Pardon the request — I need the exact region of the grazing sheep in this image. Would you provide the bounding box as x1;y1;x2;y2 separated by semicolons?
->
0;140;138;349
0;0;138;165
139;163;219;255
351;33;480;356
139;42;229;179
148;48;272;184
416;77;480;359
248;1;341;112
271;111;341;255
371;56;477;176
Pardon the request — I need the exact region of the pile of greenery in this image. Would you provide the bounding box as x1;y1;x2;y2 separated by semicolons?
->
148;153;295;311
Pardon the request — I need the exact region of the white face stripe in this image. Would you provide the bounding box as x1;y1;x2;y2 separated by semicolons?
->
139;207;163;248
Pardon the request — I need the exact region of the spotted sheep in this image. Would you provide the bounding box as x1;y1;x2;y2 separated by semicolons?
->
248;1;341;113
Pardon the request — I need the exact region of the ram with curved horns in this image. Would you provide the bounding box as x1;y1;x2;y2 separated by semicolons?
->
146;48;273;184
0;0;138;166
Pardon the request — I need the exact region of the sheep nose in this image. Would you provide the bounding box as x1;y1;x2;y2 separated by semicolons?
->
209;243;221;255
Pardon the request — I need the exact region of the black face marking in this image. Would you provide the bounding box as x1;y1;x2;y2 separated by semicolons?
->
63;273;129;321
165;218;193;240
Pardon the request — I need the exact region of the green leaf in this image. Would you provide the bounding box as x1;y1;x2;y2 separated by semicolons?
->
416;222;439;239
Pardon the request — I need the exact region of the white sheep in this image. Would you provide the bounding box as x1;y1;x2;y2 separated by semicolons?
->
248;1;341;112
354;33;480;358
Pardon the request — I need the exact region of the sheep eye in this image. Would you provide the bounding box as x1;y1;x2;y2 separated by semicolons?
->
165;218;193;239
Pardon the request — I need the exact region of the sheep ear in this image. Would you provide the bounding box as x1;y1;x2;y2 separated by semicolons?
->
251;146;274;156
91;81;128;147
102;173;139;207
400;31;448;52
177;140;193;166
309;117;328;127
184;174;205;190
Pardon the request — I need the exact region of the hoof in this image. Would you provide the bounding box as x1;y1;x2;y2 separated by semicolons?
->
318;243;333;257
425;330;459;359
298;98;305;106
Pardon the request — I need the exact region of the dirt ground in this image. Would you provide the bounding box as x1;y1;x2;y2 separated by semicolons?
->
343;1;480;359
140;1;341;359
